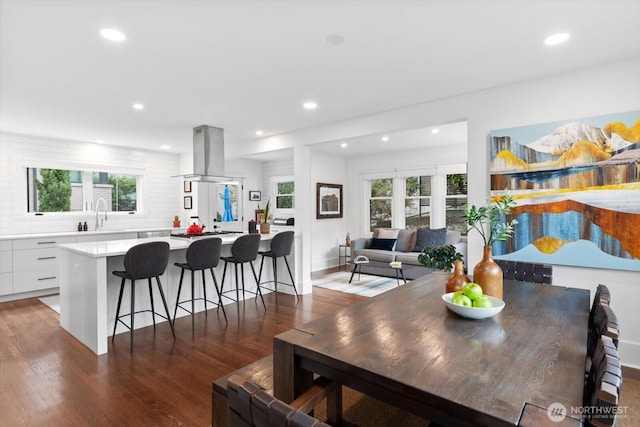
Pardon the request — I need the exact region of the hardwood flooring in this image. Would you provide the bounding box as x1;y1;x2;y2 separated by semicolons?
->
0;289;365;426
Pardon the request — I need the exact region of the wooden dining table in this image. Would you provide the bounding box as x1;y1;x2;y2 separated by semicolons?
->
273;274;590;427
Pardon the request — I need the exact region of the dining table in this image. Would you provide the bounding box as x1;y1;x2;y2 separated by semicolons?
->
273;274;589;427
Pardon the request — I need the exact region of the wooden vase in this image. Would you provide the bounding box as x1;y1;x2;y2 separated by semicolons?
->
473;246;503;299
446;260;470;293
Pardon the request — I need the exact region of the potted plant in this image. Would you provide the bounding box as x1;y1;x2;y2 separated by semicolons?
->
463;190;517;299
260;198;271;234
417;244;463;273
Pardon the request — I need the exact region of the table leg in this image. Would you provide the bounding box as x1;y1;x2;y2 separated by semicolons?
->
273;329;314;403
348;264;359;284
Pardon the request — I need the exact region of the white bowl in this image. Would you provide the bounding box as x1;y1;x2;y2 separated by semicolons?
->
442;292;505;320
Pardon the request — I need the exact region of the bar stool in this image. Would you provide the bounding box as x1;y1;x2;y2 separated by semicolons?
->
220;234;266;308
258;231;298;303
112;241;175;351
173;237;228;333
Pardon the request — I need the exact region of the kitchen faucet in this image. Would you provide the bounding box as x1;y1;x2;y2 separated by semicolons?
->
95;197;108;230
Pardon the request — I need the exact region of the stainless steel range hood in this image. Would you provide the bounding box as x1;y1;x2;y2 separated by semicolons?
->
178;125;242;183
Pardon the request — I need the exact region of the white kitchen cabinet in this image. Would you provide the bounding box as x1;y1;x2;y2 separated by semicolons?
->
0;240;12;295
12;236;76;293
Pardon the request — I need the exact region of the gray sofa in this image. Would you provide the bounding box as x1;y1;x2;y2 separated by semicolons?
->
350;228;467;280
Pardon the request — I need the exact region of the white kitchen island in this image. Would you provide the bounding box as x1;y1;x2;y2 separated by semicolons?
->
58;233;285;355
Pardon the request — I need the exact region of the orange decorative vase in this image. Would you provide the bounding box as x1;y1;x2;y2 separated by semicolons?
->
473;246;503;299
446;260;470;293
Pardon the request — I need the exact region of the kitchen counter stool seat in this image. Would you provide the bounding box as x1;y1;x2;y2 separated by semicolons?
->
258;231;298;303
112;241;175;351
220;233;266;309
173;237;228;333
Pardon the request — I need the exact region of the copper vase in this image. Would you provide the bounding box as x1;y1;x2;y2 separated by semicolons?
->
446;260;470;293
473;246;503;299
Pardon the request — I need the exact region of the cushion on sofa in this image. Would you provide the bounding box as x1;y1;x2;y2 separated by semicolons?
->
396;229;416;253
369;238;397;251
413;227;447;252
445;230;461;245
376;229;399;239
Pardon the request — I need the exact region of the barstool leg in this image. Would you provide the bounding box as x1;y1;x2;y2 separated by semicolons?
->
130;279;135;352
240;264;246;300
112;277;126;341
272;257;279;304
148;278;156;330
201;270;208;316
283;256;298;297
210;268;228;323
156;276;175;339
249;261;266;309
173;269;185;324
191;270;195;334
234;263;240;303
220;262;229;310
258;255;265;284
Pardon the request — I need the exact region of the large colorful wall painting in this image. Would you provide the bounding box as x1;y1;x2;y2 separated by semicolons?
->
489;111;640;272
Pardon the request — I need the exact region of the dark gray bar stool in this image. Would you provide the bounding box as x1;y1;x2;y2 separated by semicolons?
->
173;237;227;333
220;234;266;308
112;241;175;351
258;231;298;303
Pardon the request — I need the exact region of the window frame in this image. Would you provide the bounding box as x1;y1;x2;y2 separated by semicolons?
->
23;160;144;215
271;175;295;215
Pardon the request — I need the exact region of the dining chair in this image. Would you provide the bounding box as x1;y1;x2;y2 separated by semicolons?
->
494;260;553;284
589;284;611;331
220;234;266;309
584;336;623;427
227;374;340;427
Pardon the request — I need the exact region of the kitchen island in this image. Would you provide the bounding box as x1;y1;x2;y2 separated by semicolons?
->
58;233;288;355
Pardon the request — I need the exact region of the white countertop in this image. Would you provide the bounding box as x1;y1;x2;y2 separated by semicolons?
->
57;233;276;258
0;227;179;241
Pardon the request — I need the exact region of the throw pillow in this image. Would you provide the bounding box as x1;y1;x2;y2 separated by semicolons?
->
377;229;399;239
369;238;397;251
413;227;447;252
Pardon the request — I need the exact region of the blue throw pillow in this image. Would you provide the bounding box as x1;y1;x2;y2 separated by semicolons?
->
369;238;397;251
413;227;447;252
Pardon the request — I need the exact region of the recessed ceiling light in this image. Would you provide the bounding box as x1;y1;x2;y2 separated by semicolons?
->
381;136;389;142
160;145;171;150
544;32;570;46
303;101;317;110
100;28;126;42
326;33;346;46
431;129;440;134
255;130;264;136
132;103;144;110
341;143;348;148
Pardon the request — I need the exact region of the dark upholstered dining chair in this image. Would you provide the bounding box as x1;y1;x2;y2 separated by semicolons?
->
220;233;266;309
112;241;175;351
495;259;553;284
258;231;298;303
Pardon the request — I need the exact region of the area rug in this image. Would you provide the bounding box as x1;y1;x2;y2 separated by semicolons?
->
312;271;401;297
38;294;60;314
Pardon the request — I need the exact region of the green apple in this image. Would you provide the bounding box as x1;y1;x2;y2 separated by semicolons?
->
463;282;483;301
472;295;493;308
452;293;472;307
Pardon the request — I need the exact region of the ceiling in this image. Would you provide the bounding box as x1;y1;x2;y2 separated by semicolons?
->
1;0;639;158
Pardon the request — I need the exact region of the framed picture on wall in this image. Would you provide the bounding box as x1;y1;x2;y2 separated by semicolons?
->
316;183;343;219
184;196;192;209
249;191;261;201
255;209;264;224
184;181;192;193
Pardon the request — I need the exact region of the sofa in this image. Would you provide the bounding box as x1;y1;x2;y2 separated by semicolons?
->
350;227;467;280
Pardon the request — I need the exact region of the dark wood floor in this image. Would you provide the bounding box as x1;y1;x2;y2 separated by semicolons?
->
0;288;366;427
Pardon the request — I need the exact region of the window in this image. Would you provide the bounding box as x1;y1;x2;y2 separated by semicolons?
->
446;173;467;234
276;180;294;209
27;167;138;213
369;178;393;231
405;176;431;229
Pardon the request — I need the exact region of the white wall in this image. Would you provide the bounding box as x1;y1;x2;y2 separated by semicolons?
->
0;132;182;234
237;58;640;368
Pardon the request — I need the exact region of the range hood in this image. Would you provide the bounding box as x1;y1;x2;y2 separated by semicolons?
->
178;125;242;183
